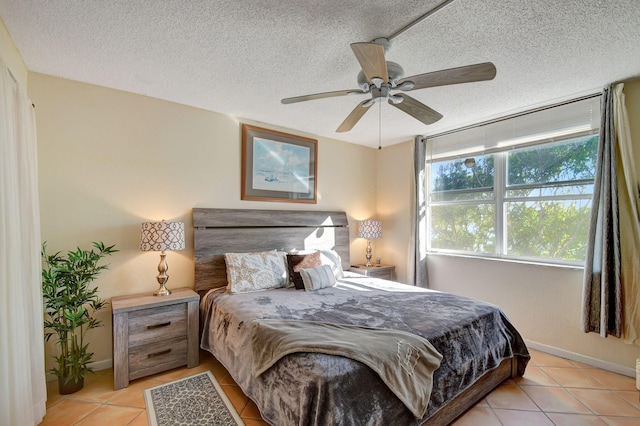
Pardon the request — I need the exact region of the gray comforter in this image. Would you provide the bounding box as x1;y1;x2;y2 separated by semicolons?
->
251;319;443;419
200;273;529;426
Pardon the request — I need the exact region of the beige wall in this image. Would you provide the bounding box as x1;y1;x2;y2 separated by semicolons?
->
378;85;640;373
21;57;640;374
29;72;379;369
376;141;413;282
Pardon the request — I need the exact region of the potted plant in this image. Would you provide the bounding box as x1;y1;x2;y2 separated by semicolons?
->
42;241;117;394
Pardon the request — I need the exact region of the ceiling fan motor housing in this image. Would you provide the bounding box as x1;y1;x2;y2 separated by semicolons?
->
357;61;405;91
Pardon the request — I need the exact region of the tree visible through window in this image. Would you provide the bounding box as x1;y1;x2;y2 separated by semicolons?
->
428;135;598;264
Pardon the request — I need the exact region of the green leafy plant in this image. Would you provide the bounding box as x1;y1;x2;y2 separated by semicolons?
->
42;241;117;387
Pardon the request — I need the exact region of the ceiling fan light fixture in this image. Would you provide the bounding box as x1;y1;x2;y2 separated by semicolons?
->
389;95;404;104
397;81;415;91
362;98;375;108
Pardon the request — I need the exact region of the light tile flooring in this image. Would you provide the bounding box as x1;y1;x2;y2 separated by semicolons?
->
42;349;639;425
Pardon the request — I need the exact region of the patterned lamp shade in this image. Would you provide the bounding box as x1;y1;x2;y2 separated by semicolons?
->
140;221;185;252
358;220;382;239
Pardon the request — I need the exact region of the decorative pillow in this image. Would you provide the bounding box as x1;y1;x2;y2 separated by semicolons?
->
276;251;290;286
224;250;287;294
300;265;337;291
319;249;344;279
286;251;321;290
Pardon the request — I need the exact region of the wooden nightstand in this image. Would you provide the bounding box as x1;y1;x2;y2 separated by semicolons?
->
111;287;199;390
349;264;396;280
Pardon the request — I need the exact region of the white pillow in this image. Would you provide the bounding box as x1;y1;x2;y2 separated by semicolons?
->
319;249;344;279
224;250;287;294
299;265;337;291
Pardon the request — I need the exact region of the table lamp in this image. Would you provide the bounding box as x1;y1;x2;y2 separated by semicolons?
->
358;220;382;267
140;220;185;296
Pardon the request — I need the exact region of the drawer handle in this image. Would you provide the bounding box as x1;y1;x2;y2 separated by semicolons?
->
147;349;171;358
147;322;171;330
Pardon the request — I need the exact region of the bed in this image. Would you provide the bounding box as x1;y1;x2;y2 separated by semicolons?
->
194;208;529;425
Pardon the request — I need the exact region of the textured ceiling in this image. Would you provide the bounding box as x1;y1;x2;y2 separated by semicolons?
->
2;0;640;148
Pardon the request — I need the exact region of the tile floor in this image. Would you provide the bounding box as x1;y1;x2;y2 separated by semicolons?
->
42;349;640;425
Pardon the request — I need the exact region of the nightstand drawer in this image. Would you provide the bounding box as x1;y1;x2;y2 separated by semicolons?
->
129;335;188;380
128;303;187;347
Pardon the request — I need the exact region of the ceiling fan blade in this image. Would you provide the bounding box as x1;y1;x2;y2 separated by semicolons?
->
398;62;497;91
281;89;365;104
351;42;389;84
336;100;373;133
389;94;443;125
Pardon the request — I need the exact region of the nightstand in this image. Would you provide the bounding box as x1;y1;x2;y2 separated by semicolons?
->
111;287;199;390
349;264;396;280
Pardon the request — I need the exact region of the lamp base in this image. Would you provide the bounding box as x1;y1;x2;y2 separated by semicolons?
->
364;240;374;267
153;252;172;296
154;283;172;296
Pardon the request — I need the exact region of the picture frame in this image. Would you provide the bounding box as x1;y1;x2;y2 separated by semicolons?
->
241;124;318;203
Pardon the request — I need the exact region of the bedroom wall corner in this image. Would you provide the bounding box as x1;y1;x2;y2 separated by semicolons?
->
376;140;413;283
28;72;378;372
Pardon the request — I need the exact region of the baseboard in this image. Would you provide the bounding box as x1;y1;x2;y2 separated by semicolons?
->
525;339;636;378
90;358;113;372
45;358;113;382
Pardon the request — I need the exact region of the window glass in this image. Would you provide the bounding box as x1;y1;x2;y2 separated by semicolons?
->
430;155;494;202
427;134;598;264
507;136;598;186
505;199;592;261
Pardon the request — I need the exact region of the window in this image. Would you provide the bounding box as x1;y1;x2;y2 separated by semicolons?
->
426;97;600;265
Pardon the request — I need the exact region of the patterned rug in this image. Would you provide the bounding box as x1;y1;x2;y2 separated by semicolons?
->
144;371;244;426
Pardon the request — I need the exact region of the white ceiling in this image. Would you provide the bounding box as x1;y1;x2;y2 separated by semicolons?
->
1;0;639;148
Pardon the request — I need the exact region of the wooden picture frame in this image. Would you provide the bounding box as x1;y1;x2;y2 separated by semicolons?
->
241;124;317;203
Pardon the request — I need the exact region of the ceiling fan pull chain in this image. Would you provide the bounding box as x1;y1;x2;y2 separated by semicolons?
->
378;101;382;150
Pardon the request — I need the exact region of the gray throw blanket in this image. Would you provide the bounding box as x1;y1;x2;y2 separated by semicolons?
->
251;319;443;419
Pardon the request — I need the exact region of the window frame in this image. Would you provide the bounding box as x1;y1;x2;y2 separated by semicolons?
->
426;131;599;267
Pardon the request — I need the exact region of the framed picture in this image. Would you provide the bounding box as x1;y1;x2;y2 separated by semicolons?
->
241;124;317;203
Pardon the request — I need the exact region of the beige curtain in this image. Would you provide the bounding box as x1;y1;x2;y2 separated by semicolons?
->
0;59;47;424
613;83;640;345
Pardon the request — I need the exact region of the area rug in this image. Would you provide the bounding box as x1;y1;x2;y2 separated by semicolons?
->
144;371;244;426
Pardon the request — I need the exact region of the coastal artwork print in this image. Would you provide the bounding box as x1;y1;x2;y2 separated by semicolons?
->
241;124;317;203
252;137;310;193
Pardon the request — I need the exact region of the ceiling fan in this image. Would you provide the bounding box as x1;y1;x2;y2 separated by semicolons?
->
281;37;496;133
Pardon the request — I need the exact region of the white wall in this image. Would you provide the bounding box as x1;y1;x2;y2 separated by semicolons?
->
378;84;640;373
29;72;379;369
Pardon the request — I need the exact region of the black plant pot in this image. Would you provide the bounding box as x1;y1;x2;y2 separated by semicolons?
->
58;376;84;395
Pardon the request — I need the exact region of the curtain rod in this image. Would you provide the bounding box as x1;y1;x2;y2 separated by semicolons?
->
422;92;602;141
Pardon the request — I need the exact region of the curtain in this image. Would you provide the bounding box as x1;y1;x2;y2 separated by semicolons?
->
581;85;623;338
613;83;640;345
0;60;47;424
411;136;428;288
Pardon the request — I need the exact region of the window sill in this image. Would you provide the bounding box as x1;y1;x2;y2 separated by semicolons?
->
426;251;584;271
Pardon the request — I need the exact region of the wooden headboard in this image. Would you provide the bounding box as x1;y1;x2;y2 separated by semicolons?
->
193;208;350;293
